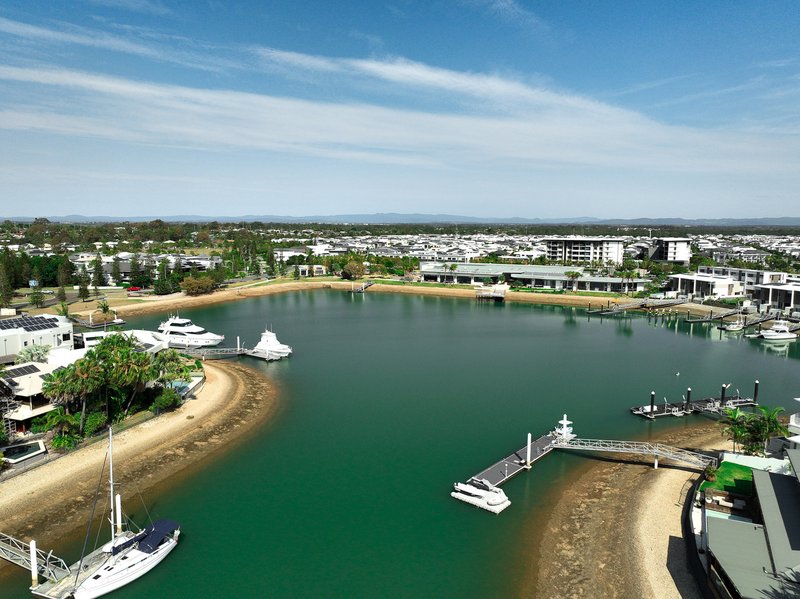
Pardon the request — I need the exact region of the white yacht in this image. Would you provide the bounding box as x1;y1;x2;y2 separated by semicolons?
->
450;478;511;514
157;316;224;348
247;328;292;361
29;430;180;599
747;320;797;342
719;315;745;332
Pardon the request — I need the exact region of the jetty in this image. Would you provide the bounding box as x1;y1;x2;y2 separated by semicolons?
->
475;284;509;302
630;381;760;420
587;298;686;316
351;281;375;293
451;415;716;514
684;308;739;324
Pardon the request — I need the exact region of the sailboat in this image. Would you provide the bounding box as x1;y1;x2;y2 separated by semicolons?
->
30;429;180;599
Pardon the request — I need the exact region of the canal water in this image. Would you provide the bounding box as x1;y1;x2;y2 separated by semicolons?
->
5;291;799;598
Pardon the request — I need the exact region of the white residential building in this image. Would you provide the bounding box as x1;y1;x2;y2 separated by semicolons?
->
544;237;624;265
697;266;787;293
0;314;74;363
668;273;743;298
651;237;691;265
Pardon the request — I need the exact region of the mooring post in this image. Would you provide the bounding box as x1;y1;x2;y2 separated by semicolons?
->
686;387;692;412
30;539;38;587
650;391;656;415
654;455;659;469
721;384;727;402
754;380;759;404
525;432;532;468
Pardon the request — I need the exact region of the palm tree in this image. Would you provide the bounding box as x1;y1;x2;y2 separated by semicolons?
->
721;407;748;453
565;271;581;291
756;406;789;451
42;406;80;437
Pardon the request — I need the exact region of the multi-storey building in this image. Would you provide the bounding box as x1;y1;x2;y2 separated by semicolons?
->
543;237;624;265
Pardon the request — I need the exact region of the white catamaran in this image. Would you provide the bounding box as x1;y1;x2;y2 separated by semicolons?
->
29;429;180;599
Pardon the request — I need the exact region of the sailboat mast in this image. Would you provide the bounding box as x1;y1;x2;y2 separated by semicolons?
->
108;427;115;540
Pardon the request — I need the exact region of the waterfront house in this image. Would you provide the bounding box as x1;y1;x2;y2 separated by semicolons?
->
0;315;74;365
704;449;800;598
667;273;744;299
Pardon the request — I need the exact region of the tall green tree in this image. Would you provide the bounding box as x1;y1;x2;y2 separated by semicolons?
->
0;261;13;307
111;256;122;285
91;255;106;288
77;266;90;301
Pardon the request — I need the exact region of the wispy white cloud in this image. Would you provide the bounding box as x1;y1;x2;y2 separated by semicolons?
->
0;64;796;177
606;74;697;98
0;16;238;72
460;0;548;34
84;0;171;16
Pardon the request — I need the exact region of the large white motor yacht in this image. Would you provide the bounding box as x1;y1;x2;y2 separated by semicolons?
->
248;328;292;361
157;316;224;348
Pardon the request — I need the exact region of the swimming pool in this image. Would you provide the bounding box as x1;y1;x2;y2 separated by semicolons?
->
1;440;47;465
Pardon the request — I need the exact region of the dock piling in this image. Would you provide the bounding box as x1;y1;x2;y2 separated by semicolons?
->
30;539;37;587
685;387;691;412
721;384;727;403
650;391;655;415
525;433;532;468
754;380;759;404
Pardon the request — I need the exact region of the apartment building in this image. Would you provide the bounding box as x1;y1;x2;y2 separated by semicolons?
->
543;237;624;265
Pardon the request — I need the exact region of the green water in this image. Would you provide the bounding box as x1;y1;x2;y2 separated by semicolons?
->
5;291;799;598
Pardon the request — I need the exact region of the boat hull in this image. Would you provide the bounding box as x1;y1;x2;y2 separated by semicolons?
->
70;535;179;599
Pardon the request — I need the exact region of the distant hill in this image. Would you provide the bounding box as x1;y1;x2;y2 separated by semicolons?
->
5;213;800;226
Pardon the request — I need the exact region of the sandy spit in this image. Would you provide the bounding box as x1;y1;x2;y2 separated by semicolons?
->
524;422;730;598
0;361;279;555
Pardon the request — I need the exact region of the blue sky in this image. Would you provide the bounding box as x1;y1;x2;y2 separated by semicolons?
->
0;1;798;219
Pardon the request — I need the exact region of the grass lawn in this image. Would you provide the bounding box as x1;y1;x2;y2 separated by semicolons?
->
700;461;754;496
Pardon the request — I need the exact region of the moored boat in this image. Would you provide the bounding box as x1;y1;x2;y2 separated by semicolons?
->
745;320;797;342
157;315;224;348
28;429;180;599
247;327;292;361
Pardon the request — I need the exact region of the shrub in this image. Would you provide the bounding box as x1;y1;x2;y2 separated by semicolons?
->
0;427;6;445
51;433;79;451
83;412;108;437
180;275;215;296
150;388;181;413
31;415;50;434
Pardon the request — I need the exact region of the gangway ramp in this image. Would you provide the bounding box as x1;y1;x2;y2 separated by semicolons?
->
552;438;717;470
0;532;70;583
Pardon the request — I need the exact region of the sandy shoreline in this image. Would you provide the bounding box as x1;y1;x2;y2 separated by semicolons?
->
62;279;717;320
0;361;278;571
525;421;730;598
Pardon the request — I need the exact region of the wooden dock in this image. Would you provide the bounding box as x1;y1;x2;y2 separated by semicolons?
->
630;382;760;420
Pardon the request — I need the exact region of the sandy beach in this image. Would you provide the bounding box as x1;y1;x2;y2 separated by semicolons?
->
0;361;279;564
525;421;730;598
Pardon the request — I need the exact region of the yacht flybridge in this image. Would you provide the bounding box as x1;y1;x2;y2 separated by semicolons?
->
157;315;224;348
